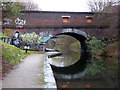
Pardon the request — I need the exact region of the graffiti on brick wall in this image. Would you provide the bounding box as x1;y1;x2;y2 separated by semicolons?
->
1;38;12;44
13;38;20;48
3;17;26;28
15;18;26;28
3;28;14;38
3;18;12;25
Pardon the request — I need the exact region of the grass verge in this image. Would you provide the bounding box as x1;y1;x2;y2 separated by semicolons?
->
0;40;42;77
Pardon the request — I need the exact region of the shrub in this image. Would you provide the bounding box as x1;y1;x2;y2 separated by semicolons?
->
85;36;107;53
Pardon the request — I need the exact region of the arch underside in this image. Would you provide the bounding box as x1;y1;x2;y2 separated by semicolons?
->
50;32;88;74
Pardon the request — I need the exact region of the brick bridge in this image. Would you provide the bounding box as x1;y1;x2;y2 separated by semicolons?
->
3;11;112;39
2;11;117;74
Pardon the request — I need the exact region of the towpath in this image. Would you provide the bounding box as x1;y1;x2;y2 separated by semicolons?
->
2;54;56;88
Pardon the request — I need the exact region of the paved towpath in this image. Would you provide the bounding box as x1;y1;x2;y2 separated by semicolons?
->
2;54;52;88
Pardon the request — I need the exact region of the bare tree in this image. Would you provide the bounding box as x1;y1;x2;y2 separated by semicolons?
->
1;0;41;11
1;0;41;24
17;1;41;11
87;0;119;40
1;0;41;37
88;0;119;12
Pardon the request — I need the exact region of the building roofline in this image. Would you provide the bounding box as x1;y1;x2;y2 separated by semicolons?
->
21;10;96;14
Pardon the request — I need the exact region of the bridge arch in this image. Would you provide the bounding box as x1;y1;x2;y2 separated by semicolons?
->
50;30;88;74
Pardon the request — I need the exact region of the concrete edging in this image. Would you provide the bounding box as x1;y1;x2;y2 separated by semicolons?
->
44;55;57;88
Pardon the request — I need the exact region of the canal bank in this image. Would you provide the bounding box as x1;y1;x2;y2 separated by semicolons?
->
2;54;57;88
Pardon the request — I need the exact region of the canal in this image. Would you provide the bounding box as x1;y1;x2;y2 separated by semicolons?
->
46;35;118;88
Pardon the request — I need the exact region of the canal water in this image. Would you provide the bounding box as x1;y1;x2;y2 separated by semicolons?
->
46;35;80;67
47;44;80;67
46;35;118;88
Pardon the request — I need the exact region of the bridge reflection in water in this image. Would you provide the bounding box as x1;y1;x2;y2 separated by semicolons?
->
45;34;87;73
45;35;118;88
46;34;87;73
47;31;88;74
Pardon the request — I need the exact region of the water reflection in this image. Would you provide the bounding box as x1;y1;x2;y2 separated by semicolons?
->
49;52;80;67
46;35;80;67
54;57;118;88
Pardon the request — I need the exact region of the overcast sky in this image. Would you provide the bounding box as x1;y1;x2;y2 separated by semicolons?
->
32;0;90;12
